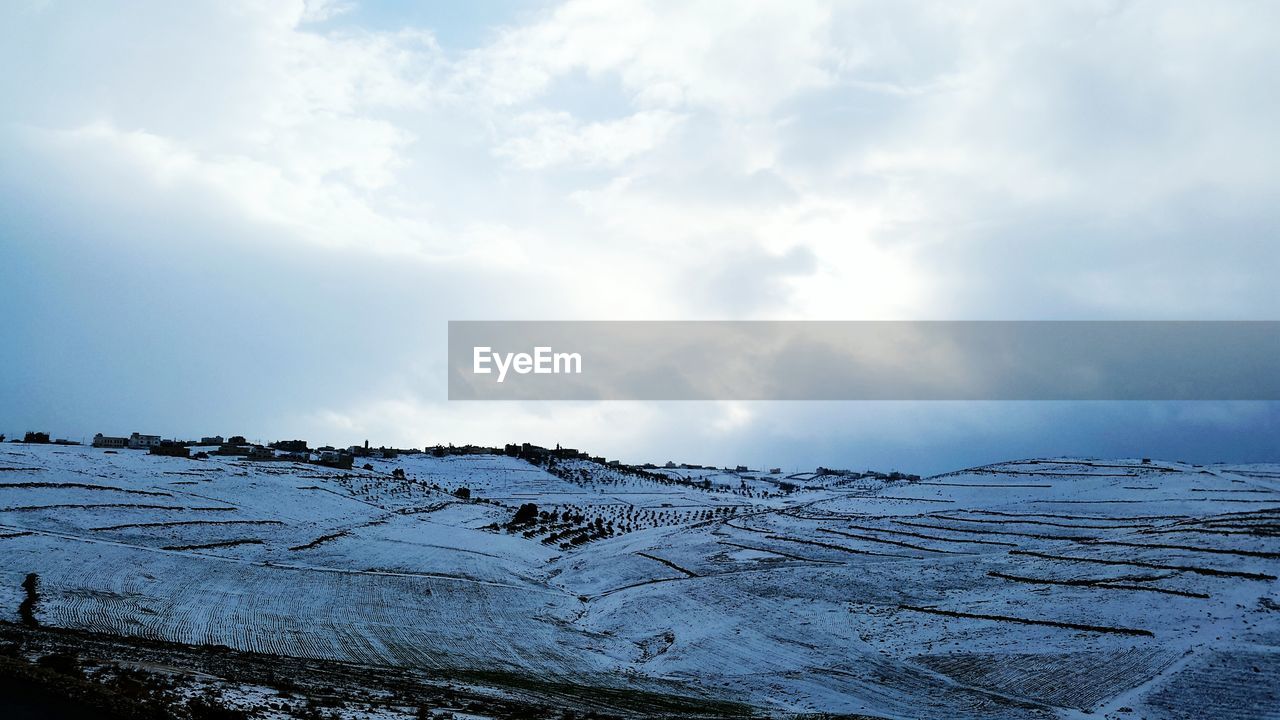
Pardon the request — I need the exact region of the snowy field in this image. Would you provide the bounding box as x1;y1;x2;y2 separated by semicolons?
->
1;444;1278;718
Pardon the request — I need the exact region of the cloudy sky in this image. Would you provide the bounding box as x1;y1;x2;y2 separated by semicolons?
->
2;0;1276;474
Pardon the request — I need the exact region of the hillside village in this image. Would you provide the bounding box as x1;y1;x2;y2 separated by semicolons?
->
12;429;919;493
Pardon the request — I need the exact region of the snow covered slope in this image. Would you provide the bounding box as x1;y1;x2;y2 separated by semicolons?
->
1;445;1277;718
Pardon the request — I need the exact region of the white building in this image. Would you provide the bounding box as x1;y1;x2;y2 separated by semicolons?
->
128;432;161;449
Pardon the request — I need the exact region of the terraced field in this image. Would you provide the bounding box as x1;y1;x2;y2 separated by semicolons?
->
0;445;1277;718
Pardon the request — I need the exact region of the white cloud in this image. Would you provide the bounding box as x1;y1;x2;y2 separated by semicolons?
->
300;0;355;24
2;0;1278;467
452;0;835;114
30;121;436;257
494;109;685;169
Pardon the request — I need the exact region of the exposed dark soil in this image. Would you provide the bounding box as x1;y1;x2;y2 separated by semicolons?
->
0;623;763;719
635;552;699;577
0;482;172;496
160;539;265;551
287;530;350;552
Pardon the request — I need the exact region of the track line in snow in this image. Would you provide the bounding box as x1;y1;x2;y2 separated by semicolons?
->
897;604;1154;637
767;534;924;559
1072;538;1280;560
1009;549;1277;581
91;519;284;531
817;527;974;555
986;570;1211;598
717;540;841;564
843;522;1016;548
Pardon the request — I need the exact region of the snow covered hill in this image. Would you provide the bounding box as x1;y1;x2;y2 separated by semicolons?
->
1;444;1277;718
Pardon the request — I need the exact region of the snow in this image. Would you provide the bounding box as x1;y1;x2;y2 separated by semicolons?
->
1;444;1278;717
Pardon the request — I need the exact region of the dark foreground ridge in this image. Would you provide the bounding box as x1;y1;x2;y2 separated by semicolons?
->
0;622;786;720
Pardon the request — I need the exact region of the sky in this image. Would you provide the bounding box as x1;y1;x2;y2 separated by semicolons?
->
1;0;1277;475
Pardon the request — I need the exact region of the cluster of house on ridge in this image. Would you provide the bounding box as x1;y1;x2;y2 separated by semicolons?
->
503;442;791;475
9;431;81;446
18;431;883;483
87;433;426;470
